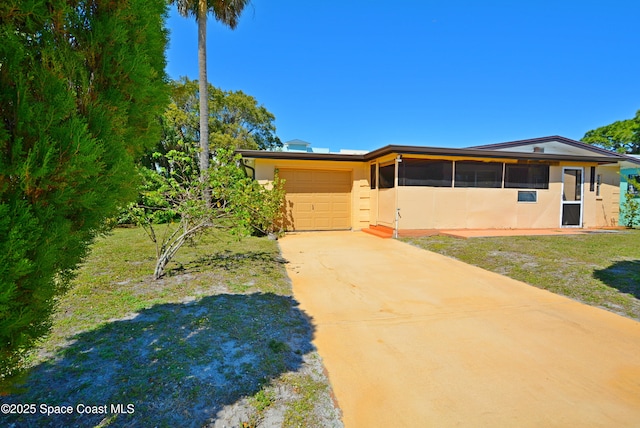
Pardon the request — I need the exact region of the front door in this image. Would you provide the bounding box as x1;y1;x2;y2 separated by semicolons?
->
561;167;583;227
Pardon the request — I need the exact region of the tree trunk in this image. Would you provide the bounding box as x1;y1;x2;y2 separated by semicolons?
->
198;0;211;206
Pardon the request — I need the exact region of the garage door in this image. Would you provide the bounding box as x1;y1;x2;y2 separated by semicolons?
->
279;169;351;231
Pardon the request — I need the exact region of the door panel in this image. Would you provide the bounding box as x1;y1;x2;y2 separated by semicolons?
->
561;168;583;227
280;169;352;231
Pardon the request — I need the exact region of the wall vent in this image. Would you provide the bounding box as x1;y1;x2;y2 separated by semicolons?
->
533;146;545;153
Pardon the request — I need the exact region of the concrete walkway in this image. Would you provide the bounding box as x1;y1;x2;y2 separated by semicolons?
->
278;231;640;428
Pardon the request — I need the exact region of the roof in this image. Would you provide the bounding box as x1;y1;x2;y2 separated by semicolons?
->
237;135;627;164
469;135;617;156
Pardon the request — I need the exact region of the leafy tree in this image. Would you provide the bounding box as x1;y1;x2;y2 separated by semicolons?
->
170;0;250;205
129;147;285;279
583;110;640;154
0;0;169;390
146;78;281;160
128;79;285;279
621;177;640;228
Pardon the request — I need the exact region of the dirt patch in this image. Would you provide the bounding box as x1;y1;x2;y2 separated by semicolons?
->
6;286;342;427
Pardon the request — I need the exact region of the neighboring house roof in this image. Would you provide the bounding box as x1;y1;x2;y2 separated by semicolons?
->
238;135;627;164
281;139;330;153
469;135;617;156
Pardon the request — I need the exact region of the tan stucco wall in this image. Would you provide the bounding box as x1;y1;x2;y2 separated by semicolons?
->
391;163;602;230
396;187;562;229
253;159;370;230
595;165;620;227
250;155;619;231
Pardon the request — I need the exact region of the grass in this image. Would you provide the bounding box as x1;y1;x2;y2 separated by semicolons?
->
6;226;342;427
402;229;640;321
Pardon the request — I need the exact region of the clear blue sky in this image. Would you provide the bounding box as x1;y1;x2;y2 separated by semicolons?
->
166;1;640;153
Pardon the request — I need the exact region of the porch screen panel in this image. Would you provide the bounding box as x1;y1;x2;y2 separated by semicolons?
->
379;163;395;188
504;164;549;189
454;161;503;188
370;164;377;189
399;159;452;187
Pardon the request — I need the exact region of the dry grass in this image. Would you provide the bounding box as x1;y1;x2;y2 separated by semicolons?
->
5;227;342;427
403;230;640;321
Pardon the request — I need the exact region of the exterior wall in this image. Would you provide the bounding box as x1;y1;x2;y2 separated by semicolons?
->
393;162;604;230
377;188;396;227
253;158;370;230
250;154;624;231
396;186;562;229
594;165;620;227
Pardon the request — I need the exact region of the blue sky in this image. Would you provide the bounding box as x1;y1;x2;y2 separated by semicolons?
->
166;1;640;153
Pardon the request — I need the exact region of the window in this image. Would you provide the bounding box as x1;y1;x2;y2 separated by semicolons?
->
454;161;503;188
370;164;377;189
504;164;549;189
517;191;537;202
399;159;453;187
379;163;395;189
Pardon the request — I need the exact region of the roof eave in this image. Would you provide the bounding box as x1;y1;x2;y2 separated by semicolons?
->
362;145;622;163
236;149;365;162
237;144;625;164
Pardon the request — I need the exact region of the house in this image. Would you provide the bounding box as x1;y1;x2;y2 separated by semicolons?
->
237;136;640;235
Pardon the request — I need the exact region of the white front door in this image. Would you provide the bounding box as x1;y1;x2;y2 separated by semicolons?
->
561;167;583;227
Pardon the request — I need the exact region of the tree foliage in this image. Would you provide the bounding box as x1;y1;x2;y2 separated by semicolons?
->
583;110;640;154
143;77;281;167
169;0;251;206
621;177;640;228
0;0;169;389
127;79;285;279
129;147;285;279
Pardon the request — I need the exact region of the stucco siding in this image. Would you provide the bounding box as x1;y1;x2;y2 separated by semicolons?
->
243;145;628;231
396;187;562;229
591;166;619;227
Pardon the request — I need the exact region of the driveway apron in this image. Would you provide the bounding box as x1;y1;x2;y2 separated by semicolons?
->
278;231;640;427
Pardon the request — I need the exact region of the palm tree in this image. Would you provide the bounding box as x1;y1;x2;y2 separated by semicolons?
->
171;0;250;205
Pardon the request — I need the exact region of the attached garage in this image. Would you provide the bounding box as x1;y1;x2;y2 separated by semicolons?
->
279;169;352;231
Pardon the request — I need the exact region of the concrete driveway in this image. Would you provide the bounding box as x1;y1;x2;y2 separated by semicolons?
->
278;231;640;427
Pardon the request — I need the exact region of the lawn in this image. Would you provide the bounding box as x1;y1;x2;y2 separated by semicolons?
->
402;230;640;321
5;227;342;428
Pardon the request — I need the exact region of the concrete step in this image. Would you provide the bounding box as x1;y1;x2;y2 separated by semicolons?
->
362;225;394;239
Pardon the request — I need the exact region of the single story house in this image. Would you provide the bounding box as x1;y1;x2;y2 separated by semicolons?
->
237;136;640;235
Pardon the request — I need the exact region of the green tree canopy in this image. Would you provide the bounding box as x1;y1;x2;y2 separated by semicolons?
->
0;0;169;388
169;0;250;207
143;77;280;172
582;110;640;154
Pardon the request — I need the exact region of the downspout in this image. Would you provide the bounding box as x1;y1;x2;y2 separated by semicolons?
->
394;154;402;238
242;159;256;180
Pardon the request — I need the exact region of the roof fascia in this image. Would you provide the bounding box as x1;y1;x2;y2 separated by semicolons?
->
237;141;625;165
235;149;365;162
362;145;622;164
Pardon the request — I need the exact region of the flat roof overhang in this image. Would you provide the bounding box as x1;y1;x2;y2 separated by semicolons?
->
236;145;624;164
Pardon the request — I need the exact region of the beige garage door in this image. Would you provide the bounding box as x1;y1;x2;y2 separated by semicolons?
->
279;169;351;231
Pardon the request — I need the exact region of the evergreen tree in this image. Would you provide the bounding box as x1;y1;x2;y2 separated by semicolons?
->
0;0;169;389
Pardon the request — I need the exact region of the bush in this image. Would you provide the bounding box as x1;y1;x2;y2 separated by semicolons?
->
0;0;169;390
622;189;640;228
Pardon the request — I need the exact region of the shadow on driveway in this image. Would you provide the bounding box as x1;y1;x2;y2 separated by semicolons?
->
5;293;314;427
